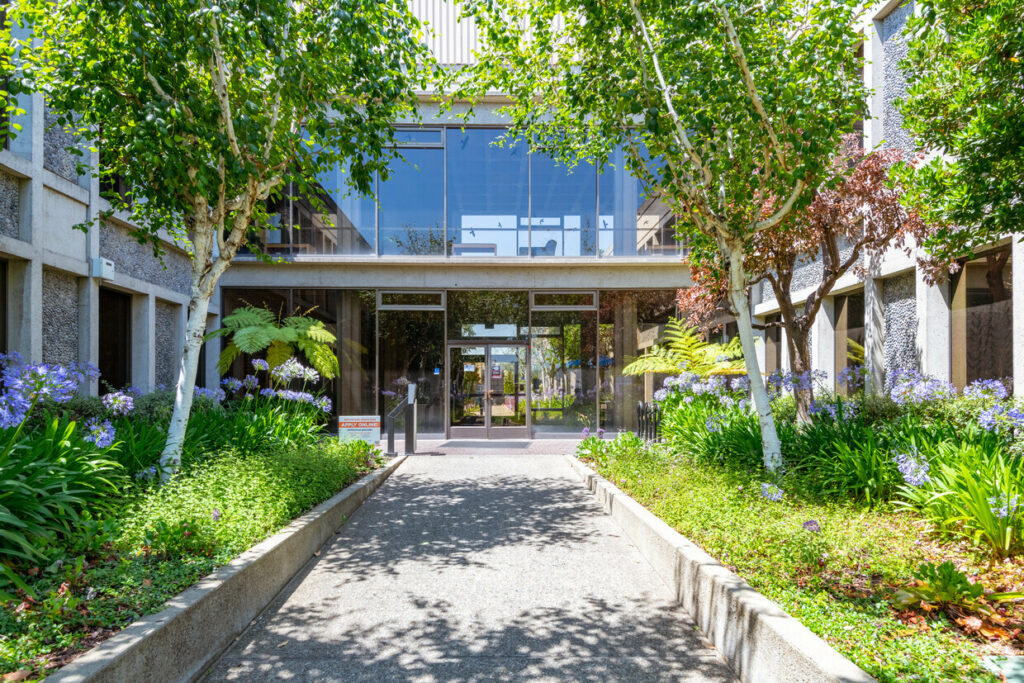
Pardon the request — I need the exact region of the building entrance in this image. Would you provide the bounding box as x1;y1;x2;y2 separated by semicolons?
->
449;343;529;439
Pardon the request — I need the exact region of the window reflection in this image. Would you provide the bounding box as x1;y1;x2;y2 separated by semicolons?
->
952;247;1013;388
530;153;597;256
446;128;529;257
379;147;445;255
531;309;598;434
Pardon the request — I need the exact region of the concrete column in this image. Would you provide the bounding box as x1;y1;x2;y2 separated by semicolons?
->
204;313;220;389
864;276;886;394
753;316;767;376
814;297;836;386
77;278;99;393
131;292;156;391
779;326;790;373
1014;237;1024;398
8;259;42;361
916;266;951;383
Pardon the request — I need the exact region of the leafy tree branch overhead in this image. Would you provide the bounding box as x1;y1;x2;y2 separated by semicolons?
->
462;0;865;470
5;0;434;474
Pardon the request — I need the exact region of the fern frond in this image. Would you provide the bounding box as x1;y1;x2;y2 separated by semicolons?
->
222;306;274;330
216;341;239;376
232;327;275;354
266;340;294;369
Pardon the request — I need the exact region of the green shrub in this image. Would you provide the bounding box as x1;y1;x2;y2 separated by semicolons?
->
112;418;167;473
897;442;1024;559
181;399;324;466
0;417;124;597
119;440;380;557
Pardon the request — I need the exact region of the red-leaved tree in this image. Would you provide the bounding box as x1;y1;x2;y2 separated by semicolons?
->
681;136;950;420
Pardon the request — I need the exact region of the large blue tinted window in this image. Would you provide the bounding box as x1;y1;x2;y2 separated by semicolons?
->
446;129;529;257
379;147;445;255
530;154;597;256
315;163;376;255
599;147;679;257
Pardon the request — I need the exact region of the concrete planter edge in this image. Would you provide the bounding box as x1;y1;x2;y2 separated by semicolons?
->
46;455;408;683
564;454;875;683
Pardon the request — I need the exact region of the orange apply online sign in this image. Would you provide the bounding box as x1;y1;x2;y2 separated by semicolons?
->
337;416;381;442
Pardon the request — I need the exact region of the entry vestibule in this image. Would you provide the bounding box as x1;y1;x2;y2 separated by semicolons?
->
221;287;680;439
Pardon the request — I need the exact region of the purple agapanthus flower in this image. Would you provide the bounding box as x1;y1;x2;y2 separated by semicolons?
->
893;448;930;487
581;426;590;438
242;374;259;391
802;520;822;533
211;509;221;522
102;390;135;416
314;396;332;414
988;494;1020;520
83;418;116;449
705;414;724;433
195;387;226;403
259;387;277;399
761;483;784;502
221;377;243;393
964;378;1009;401
252;358;270;372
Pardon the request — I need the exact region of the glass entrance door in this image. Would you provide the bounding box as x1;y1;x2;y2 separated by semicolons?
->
449;343;529;438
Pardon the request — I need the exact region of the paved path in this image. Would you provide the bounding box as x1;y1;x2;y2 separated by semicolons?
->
205;449;736;682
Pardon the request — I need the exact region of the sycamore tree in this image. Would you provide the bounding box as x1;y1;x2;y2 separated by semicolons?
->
464;0;863;469
897;0;1024;260
8;0;431;474
681;137;945;420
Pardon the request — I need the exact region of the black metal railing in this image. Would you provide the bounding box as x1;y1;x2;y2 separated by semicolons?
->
636;401;663;442
385;383;417;456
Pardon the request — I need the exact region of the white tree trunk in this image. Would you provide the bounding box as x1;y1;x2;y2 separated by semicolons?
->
726;244;783;472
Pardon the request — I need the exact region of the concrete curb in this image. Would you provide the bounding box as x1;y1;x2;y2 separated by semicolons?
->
46;455;408;683
565;455;875;683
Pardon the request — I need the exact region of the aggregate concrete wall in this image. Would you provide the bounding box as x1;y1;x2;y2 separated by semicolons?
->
883;272;918;381
155;300;179;388
99;221;192;294
880;2;915;153
0;171;19;239
41;268;79;367
43;108;79;183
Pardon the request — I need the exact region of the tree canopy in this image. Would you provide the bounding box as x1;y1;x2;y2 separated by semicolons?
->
463;0;865;469
898;0;1024;260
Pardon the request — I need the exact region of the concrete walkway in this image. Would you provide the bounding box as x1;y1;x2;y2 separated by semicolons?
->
205;447;736;682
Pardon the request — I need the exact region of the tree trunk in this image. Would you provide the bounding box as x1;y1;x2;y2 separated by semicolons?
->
159;288;210;476
725;243;783;471
786;325;814;422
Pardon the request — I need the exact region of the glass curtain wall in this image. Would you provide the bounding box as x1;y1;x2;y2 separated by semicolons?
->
598;290;678;432
530;292;599;434
378;296;445;434
242;127;687;259
834;292;865;393
446;128;529;257
952;247;1013;388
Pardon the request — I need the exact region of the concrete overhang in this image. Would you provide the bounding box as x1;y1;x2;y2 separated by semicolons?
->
222;256;691;290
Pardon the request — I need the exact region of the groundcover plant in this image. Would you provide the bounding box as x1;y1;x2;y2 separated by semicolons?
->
0;354;384;680
577;370;1024;682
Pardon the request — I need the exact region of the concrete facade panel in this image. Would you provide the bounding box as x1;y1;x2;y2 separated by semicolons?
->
40;188;88;260
155;299;180;388
43;108;79;183
880;2;915;152
99;221;192;295
882;271;918;380
0;172;20;239
41;267;79;367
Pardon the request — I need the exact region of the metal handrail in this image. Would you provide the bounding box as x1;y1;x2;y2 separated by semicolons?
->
385;383;417;456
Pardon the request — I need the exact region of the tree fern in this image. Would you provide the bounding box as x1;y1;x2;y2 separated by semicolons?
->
207;306;339;378
623;317;745;378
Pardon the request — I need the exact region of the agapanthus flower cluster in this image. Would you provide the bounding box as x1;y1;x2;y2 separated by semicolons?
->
581;426;590;438
221;377;243;393
705;414;725;433
988;494;1020;520
135;465;158;480
195;387;226;403
978;403;1024;433
761;483;784;502
836;365;867;392
275;388;333;412
963;378;1009;401
653;388;670;403
0;354;92;428
893;448;930;487
730;376;751;393
271;357;319;384
83;418;116;449
242;375;259;391
887;368;955;405
807;400;857;421
102;390;135;416
802;519;822;533
252;358;270;372
259;387;276;399
766;370;827;397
